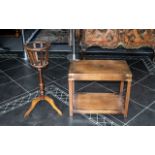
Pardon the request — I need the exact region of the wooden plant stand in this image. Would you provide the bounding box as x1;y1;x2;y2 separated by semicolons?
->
24;41;62;118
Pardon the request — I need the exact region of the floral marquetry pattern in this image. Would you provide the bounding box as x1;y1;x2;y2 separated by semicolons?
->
80;29;119;50
124;29;155;48
80;29;155;50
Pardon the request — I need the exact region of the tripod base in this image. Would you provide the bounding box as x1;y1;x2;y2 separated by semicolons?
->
24;96;62;118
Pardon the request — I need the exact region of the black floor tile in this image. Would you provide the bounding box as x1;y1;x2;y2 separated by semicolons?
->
16;58;30;67
44;66;68;81
46;61;60;70
106;101;145;125
82;113;121;126
0;98;64;126
0;57;154;126
127;109;155;126
99;114;124;126
0;72;12;85
0;96;92;126
36;111;93;126
24;100;64;124
59;61;70;71
130;60;148;73
56;78;99;93
0;81;27;103
0;58;10;62
49;58;69;65
130;67;148;83
56;78;99;92
77;82;112;93
139;75;155;91
126;60;139;66
97;81;121;93
5;65;35;80
63;115;95;126
75;81;94;91
0;104;29;126
131;83;155;107
147;102;155;112
0;58;22;71
16;73;52;92
55;76;68;90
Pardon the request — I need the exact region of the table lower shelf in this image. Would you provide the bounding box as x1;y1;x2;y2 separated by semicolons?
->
74;93;124;114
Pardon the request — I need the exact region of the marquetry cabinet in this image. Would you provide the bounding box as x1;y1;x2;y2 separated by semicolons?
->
78;29;155;61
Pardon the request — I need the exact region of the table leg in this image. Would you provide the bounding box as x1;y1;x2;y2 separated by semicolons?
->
124;81;131;117
69;79;74;117
120;81;124;95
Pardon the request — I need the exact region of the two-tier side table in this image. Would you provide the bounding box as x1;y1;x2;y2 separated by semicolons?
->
68;60;132;118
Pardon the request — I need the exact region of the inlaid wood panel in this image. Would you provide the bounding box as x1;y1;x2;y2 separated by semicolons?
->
80;29;119;50
80;29;155;50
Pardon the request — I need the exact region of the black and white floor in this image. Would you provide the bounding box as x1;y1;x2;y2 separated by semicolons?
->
0;55;155;126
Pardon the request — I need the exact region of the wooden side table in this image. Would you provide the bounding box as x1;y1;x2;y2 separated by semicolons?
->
68;60;132;118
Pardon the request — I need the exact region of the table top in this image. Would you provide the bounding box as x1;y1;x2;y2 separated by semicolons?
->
69;60;132;81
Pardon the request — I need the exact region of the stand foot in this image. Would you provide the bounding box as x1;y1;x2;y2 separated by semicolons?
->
44;96;62;116
24;96;41;118
24;96;62;118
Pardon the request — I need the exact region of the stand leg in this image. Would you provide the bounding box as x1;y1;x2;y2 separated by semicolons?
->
38;68;44;96
24;96;62;118
124;81;131;118
24;96;41;118
69;79;74;117
120;81;124;95
44;96;62;116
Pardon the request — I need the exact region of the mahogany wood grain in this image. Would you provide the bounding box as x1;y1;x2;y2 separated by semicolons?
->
68;60;132;118
120;81;124;95
69;79;74;117
74;93;124;114
69;60;132;81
